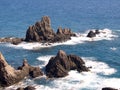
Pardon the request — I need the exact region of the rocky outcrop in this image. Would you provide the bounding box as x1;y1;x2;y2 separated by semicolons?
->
87;31;96;38
0;52;43;87
25;16;76;43
0;37;23;45
17;86;36;90
87;29;100;38
25;16;55;42
45;50;89;78
102;87;118;90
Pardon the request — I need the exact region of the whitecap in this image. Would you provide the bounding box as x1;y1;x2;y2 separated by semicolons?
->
110;47;117;51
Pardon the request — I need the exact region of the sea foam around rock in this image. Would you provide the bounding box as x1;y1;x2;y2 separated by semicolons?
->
5;28;118;50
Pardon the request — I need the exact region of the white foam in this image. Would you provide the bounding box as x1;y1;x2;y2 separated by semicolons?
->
110;47;117;51
6;56;120;90
83;57;116;75
37;55;54;68
5;28;118;50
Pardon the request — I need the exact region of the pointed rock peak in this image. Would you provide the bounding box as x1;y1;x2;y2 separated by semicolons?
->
22;59;29;66
0;52;8;67
41;16;51;25
57;27;63;34
57;50;67;57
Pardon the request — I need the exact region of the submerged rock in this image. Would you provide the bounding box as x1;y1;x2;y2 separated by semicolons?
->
87;29;100;38
25;16;76;43
0;52;43;87
17;86;36;90
45;50;89;78
102;87;118;90
87;31;96;38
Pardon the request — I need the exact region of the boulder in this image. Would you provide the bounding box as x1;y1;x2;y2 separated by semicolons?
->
45;50;89;78
25;16;76;43
0;52;43;87
87;31;96;38
102;87;118;90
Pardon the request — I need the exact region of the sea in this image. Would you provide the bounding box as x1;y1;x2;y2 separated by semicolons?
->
0;0;120;90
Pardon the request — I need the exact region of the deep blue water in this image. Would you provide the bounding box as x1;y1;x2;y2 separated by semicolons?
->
0;0;120;90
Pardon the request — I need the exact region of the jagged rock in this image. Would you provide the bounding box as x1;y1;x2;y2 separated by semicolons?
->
25;16;76;43
56;27;76;36
87;31;96;38
16;86;36;90
45;50;89;78
0;37;23;45
0;53;43;87
102;87;118;90
25;16;55;42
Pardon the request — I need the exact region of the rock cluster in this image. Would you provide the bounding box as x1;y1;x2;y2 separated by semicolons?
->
25;16;76;43
0;52;43;87
45;50;89;78
87;29;100;38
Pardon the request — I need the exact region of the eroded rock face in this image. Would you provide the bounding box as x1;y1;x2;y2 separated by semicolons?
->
0;52;43;87
25;16;76;43
45;50;89;78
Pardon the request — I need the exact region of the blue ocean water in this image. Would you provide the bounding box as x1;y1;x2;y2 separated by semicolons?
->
0;0;120;90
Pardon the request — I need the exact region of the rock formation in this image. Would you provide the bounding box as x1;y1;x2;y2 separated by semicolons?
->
45;50;89;78
25;16;76;43
87;31;96;38
87;29;100;38
0;52;43;87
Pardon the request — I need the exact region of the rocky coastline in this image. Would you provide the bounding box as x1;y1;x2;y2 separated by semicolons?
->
0;50;89;88
0;52;43;87
0;50;118;90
